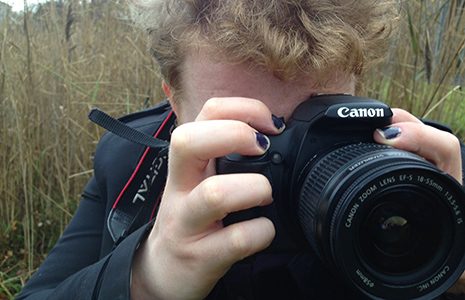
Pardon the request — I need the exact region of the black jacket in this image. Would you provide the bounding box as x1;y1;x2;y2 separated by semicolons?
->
17;101;465;300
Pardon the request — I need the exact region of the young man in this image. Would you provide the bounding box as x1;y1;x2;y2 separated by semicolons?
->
18;1;465;299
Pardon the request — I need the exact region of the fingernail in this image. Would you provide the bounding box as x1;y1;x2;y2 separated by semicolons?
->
256;132;270;151
377;126;402;140
272;115;285;131
271;115;286;131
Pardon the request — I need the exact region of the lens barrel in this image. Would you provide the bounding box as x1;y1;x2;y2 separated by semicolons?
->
298;143;465;299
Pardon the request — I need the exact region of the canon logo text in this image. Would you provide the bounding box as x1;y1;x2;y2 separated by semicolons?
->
337;107;385;118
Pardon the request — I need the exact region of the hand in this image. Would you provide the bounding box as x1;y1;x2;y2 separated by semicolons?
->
374;108;462;184
374;108;464;294
131;98;284;300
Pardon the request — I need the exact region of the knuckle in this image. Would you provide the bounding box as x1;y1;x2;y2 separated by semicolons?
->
231;122;253;144
449;135;461;154
229;227;250;255
173;242;197;262
261;176;273;197
441;132;461;156
253;101;270;116
258;174;272;189
201;178;225;211
170;125;191;151
154;221;197;261
250;174;272;199
170;240;197;263
202;98;223;116
393;108;415;120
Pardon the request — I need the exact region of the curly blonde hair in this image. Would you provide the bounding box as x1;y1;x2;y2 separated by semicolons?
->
130;0;400;91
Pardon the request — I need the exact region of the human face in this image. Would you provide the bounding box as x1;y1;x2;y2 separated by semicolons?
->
171;49;356;123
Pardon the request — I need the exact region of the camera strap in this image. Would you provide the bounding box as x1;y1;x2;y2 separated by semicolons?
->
89;106;175;245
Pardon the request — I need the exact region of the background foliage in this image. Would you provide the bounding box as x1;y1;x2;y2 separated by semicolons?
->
0;0;464;298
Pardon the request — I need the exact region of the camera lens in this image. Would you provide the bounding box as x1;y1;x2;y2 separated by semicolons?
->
297;143;465;299
360;188;447;276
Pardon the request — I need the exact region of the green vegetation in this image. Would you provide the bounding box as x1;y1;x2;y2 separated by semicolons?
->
366;1;465;135
0;0;464;298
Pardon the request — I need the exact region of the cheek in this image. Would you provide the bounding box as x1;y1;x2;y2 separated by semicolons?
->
176;99;206;123
268;100;304;121
282;104;300;121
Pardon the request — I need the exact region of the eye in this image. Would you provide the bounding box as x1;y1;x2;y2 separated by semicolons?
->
310;93;353;98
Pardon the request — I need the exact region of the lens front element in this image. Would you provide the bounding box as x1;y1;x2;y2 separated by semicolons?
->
360;188;448;276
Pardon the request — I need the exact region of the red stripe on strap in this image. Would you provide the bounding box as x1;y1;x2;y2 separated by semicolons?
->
112;110;174;209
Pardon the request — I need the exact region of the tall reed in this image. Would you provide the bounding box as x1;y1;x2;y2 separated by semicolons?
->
0;1;162;297
366;0;465;137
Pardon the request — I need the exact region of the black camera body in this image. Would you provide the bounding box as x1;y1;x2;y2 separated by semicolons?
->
217;94;465;300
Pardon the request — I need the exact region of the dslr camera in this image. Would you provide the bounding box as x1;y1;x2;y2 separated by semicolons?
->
217;94;465;300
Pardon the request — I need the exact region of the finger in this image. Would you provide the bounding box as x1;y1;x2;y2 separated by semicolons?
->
195;97;285;134
448;273;465;295
390;108;423;124
374;122;463;183
169;120;270;190
182;174;273;232
194;217;275;273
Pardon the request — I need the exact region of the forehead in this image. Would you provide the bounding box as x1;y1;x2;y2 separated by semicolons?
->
182;52;312;97
176;48;355;121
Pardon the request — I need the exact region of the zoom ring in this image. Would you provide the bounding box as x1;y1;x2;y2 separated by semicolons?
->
298;143;390;257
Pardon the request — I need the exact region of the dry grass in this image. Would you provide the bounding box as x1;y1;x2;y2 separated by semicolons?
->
0;1;162;297
366;0;465;136
0;0;464;298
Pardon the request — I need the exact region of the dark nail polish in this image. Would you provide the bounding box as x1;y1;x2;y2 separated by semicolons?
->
256;132;270;151
379;126;402;140
272;115;285;130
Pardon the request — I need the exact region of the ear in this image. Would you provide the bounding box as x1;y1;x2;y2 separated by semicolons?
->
162;80;179;116
162;80;172;99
